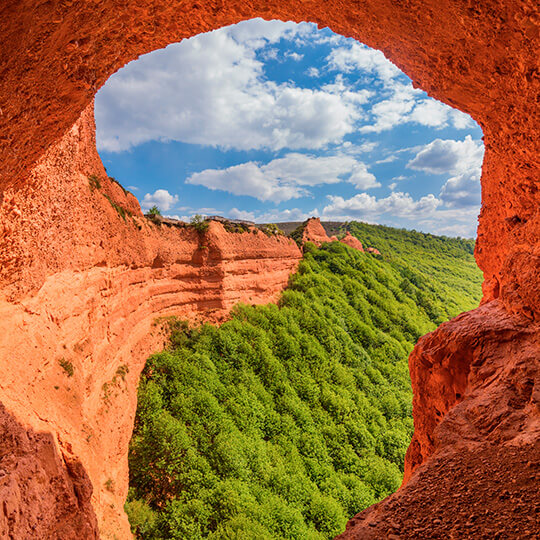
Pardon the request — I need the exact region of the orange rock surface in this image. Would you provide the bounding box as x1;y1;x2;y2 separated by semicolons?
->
340;232;365;252
302;217;332;246
0;0;538;538
0;103;302;538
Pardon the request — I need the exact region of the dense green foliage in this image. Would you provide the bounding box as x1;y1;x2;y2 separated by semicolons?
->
346;222;482;324
127;224;482;539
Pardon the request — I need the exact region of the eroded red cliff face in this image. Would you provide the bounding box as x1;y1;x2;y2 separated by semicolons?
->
340;232;365;252
0;0;538;538
302;217;332;246
0;104;302;538
338;301;540;539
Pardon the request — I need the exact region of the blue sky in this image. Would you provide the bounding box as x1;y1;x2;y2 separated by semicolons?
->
95;19;484;237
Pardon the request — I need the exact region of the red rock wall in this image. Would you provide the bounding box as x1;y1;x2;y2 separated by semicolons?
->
0;1;538;538
340;232;365;252
0;104;301;538
302;217;332;246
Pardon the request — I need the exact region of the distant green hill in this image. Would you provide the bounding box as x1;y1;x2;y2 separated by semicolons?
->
126;223;482;539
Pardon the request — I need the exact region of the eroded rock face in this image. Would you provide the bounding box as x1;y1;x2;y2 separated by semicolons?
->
0;104;301;538
340;232;364;252
0;1;538;538
302;218;332;246
338;301;540;538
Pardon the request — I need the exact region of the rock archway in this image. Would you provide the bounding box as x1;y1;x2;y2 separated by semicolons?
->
0;1;538;538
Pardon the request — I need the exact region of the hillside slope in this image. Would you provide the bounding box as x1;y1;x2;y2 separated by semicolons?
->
126;228;482;538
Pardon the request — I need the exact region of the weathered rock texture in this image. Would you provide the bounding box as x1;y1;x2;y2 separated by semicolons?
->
338;301;540;539
302;217;333;246
0;0;538;538
340;232;365;252
0;103;302;538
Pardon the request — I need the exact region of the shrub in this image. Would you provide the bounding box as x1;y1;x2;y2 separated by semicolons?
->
147;205;161;216
190;214;209;233
127;222;482;539
88;174;101;191
260;223;285;236
58;358;74;377
103;194;131;221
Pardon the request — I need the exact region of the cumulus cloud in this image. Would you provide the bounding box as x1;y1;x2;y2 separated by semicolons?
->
186;153;379;202
407;136;484;175
321;191;479;236
439;169;481;208
141;189;179;211
352;78;474;134
286;52;304;61
228;208;256;221
326;42;402;82
96;20;361;153
254;207;317;223
97;18;477;156
322;192;441;220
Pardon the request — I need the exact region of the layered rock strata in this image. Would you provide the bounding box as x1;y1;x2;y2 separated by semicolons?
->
0;104;302;538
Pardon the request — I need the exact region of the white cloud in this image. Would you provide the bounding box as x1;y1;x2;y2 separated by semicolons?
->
96;19;361;153
286;52;304;61
322;192;441;220
327;42;402;82
96;17;478;160
409;100;451;127
347;163;379;189
359;82;421;133
339;141;379;154
439;169;481;208
187;162;302;202
228;208;256;221
407;136;484;175
141;189;179;211
254;207;317;223
227;19;312;46
261;48;279;60
375;155;398;164
321;191;479;237
186;153;379;202
355;78;474;134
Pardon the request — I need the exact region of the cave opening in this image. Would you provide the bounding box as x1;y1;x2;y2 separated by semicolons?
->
2;1;536;539
91;19;485;539
94;19;484;239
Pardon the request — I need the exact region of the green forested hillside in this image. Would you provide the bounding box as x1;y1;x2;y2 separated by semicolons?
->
346;222;482;323
126;224;482;539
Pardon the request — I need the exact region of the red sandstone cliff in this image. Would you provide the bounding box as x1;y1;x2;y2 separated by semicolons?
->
340;232;365;252
0;104;302;538
301;217;332;246
0;1;538;539
338;301;540;539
